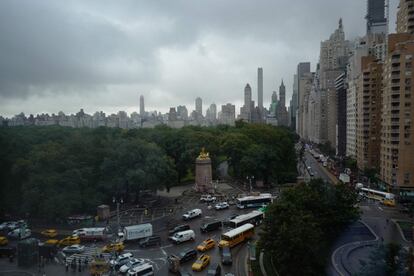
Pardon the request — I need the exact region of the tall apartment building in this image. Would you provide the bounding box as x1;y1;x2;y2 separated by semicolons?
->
356;56;383;170
335;72;347;157
319;18;349;147
276;80;289;126
396;0;414;34
380;33;414;191
346;38;369;158
219;103;236;126
290;74;298;130
195;97;203;116
296;62;311;134
240;83;252;122
301;72;316;140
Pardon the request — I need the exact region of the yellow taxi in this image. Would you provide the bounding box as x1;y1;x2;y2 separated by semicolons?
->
196;238;216;252
191;254;210;271
58;235;80;246
41;229;58;238
102;242;125;253
45;239;59;246
0;236;8;246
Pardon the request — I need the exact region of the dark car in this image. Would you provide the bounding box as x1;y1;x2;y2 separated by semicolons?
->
139;236;161;247
206;263;221;276
168;224;190;236
221;246;232;265
178;249;197;263
200;221;221;233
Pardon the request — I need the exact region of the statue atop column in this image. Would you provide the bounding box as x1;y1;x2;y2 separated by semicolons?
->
194;147;213;193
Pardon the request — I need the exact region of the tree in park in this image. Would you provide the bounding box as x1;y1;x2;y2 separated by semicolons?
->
259;178;360;276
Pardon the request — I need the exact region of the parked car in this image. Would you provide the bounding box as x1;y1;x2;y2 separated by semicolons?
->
169;224;190;236
200;221;222;233
102;242;125;253
206;263;222;276
215;202;229;210
62;244;85;255
109;252;133;269
182;209;202;221
200;195;216;202
139;236;161;248
196;238;216;252
0;236;8;246
41;229;58;238
170;230;195;244
118;258;144;274
192;254;210;271
221;246;232;265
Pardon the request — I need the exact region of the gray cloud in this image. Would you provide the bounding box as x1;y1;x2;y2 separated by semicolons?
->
0;0;397;116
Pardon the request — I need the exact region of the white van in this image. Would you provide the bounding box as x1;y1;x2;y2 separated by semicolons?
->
170;230;195;244
182;209;202;220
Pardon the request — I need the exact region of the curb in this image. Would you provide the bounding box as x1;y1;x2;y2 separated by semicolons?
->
259;251;268;276
331;220;378;276
392;219;412;244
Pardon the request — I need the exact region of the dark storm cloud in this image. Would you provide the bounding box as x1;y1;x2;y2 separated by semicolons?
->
0;0;395;116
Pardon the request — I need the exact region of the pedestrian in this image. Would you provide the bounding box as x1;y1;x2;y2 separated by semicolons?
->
65;261;69;272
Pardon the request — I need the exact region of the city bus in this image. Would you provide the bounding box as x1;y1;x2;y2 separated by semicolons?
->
218;223;254;248
359;187;396;207
228;210;264;228
236;193;273;209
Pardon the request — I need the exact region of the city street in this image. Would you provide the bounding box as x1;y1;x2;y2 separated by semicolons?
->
0;183;255;275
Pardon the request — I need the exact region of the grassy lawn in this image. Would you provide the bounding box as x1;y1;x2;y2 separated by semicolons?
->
396;221;413;241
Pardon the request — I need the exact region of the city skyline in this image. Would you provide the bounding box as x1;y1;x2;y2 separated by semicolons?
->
0;1;398;117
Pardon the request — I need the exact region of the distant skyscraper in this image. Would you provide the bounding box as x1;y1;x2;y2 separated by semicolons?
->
219;103;236;126
195;97;202;115
271;91;278;103
258;68;263;110
279;80;286;107
177;105;188;120
244;83;252;110
140;95;145;117
366;0;387;35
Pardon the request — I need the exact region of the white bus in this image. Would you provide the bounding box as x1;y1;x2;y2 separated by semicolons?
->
228;210;264;228
360;187;395;207
236;193;273;209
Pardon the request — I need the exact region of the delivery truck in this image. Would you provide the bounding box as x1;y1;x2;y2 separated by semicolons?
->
118;224;152;242
74;227;108;241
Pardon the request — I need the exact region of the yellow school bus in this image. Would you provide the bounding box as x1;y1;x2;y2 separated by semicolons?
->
218;223;254;248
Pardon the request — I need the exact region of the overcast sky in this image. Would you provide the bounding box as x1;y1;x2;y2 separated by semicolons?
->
0;0;398;117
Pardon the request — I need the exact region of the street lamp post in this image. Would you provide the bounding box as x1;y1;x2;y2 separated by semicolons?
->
113;197;123;233
246;176;255;194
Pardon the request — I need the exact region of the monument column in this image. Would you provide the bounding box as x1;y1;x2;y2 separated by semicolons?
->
194;148;213;193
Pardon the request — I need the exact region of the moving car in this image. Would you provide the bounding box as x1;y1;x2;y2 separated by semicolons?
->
167;248;197;272
8;228;31;240
206;263;222;276
127;262;154;275
215;202;229;210
118;258;144;274
109;252;133;269
169;224;190;236
192;254;210;272
102;242;125;253
41;229;58;238
200;221;222;233
221;246;232;265
62;244;85;255
182;209;202;221
170;230;195;244
58;235;80;246
196;238;215;252
139;236;161;248
0;236;8;246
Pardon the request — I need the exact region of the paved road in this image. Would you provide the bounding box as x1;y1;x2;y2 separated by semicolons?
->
0;194;253;275
303;151;336;184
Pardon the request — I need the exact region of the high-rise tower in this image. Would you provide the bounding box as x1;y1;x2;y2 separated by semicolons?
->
279;80;286;107
139;95;145;117
366;0;387;35
258;68;263;110
195;97;203;115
